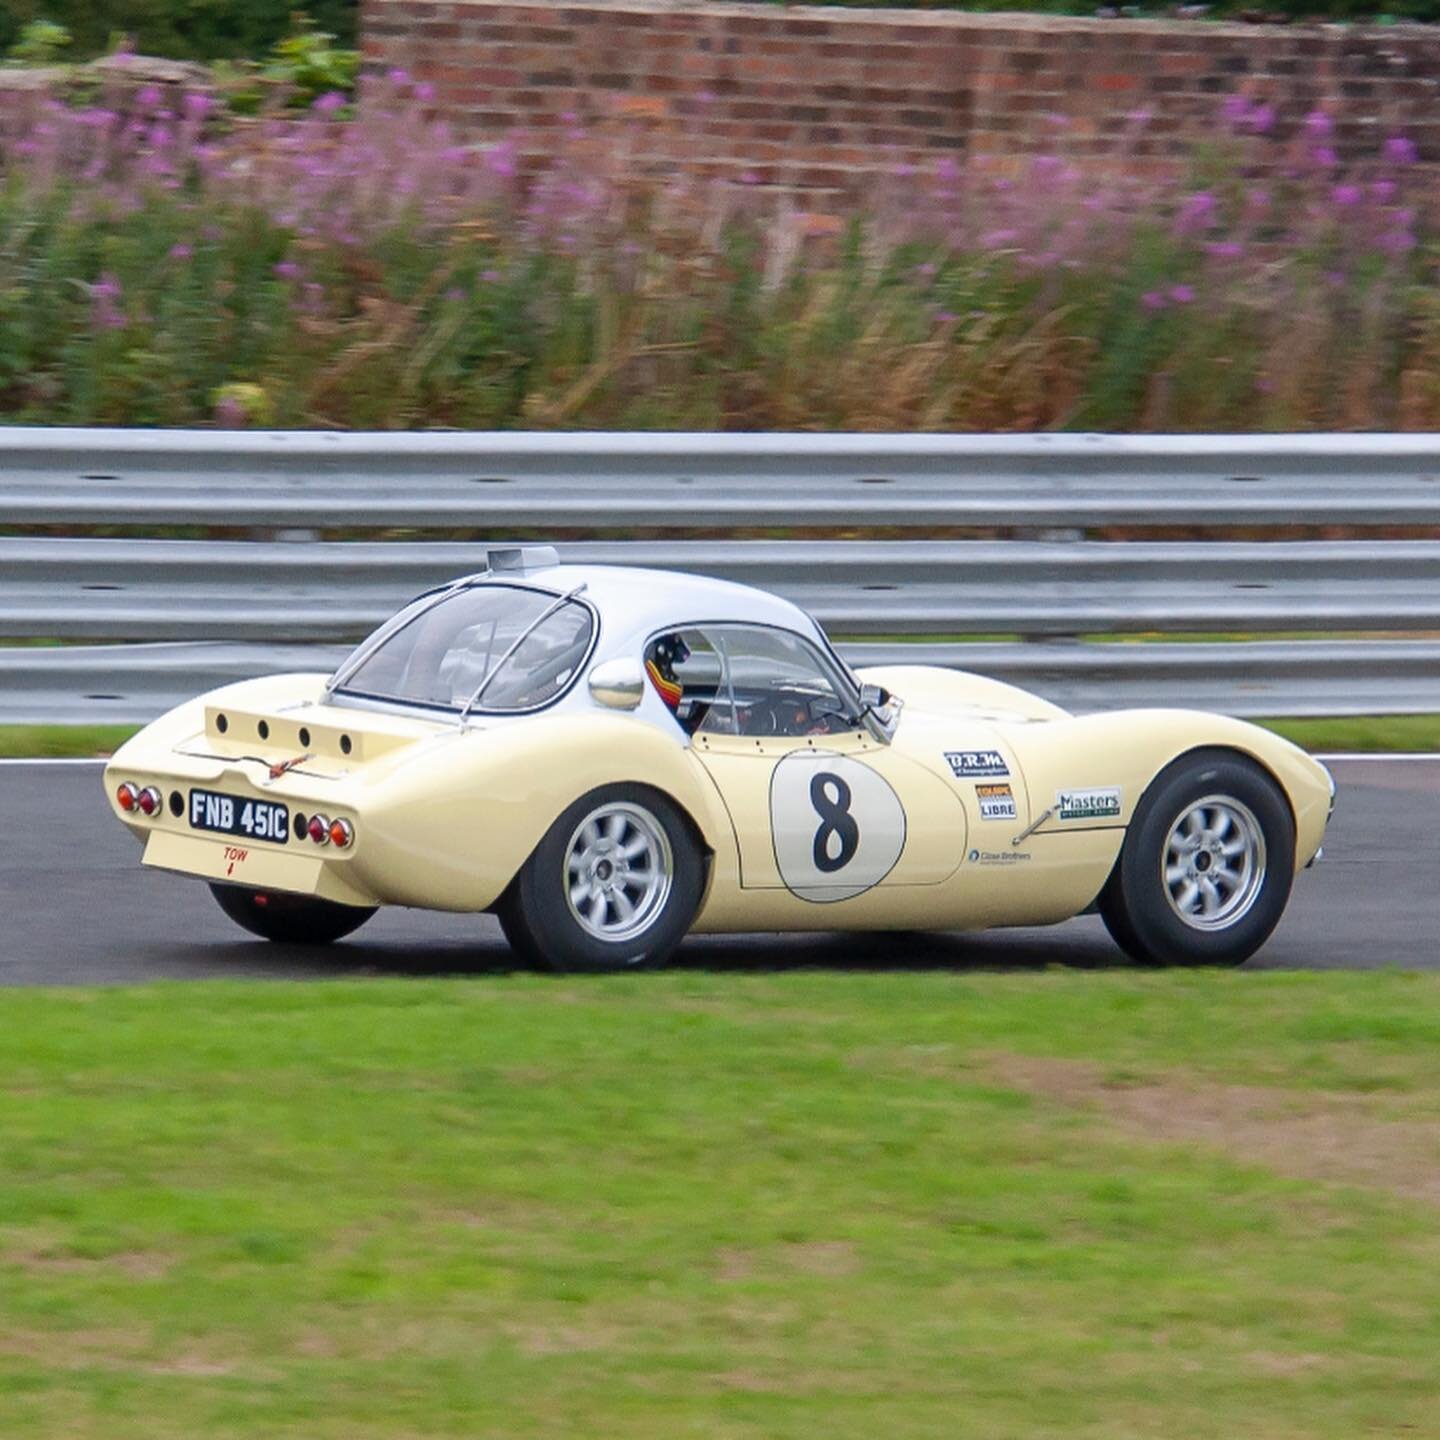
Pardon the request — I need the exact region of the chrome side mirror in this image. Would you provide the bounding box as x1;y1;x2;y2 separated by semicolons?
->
588;658;645;710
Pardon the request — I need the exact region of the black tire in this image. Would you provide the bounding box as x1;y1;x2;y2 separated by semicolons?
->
498;784;705;973
1099;749;1295;967
209;883;377;945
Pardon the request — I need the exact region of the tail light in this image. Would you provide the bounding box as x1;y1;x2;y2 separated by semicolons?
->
328;818;353;848
116;782;139;812
307;814;330;845
137;786;162;817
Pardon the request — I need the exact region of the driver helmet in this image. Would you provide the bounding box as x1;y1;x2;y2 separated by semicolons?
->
646;632;690;711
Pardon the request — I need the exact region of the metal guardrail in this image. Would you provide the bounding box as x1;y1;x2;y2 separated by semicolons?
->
4;429;1440;725
5;427;1440;528
6;536;1440;641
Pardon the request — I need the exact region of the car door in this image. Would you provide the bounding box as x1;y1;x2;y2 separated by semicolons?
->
661;625;968;899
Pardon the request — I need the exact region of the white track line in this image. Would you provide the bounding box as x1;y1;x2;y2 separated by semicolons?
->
1315;752;1440;763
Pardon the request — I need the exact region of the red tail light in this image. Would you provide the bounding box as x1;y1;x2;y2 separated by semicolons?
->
116;782;139;812
328;818;353;848
137;786;162;817
307;814;330;845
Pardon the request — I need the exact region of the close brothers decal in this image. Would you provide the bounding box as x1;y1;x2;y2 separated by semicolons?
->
769;750;907;903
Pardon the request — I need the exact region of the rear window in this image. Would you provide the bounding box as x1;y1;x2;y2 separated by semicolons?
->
335;583;594;712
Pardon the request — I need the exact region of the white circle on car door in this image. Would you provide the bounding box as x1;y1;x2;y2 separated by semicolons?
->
769;750;907;902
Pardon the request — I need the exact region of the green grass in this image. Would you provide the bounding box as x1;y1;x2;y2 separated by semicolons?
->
3;715;1437;760
3;971;1440;1438
0;724;140;758
1256;714;1440;753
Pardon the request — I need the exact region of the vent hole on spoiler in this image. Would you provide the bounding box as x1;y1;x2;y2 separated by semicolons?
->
340;734;352;755
294;812;308;839
258;720;270;741
299;727;311;747
169;791;184;817
216;713;228;733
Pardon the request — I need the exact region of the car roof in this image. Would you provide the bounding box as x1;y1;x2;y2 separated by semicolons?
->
486;563;823;647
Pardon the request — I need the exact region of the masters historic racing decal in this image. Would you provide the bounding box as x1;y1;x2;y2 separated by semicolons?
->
975;782;1017;822
1055;786;1122;822
945;749;1009;778
769;750;907;903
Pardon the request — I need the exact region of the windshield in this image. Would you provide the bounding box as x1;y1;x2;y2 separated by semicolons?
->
334;583;595;712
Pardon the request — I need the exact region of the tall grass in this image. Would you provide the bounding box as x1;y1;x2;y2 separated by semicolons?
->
0;73;1434;430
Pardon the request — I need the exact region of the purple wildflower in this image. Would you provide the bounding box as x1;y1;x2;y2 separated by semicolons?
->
481;269;501;283
1303;109;1332;140
1330;183;1363;208
386;68;411;88
314;91;347;116
415;81;436;102
1371;179;1397;204
273;260;302;281
1378;229;1416;256
1221;94;1250;125
182;92;213;121
1175;190;1217;236
91;273;126;331
167;243;192;261
1205;241;1244;259
1383;135;1418;166
1247;103;1275;135
1169;284;1195;304
1311;146;1337;169
1141;291;1167;311
137;85;163;110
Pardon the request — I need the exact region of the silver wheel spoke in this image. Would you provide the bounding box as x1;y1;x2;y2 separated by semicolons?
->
1199;877;1222;915
1176;879;1200;913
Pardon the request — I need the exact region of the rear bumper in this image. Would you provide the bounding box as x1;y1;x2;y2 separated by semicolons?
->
142;830;378;907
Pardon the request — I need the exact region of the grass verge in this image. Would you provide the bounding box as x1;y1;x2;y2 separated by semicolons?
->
3;971;1440;1438
3;715;1437;760
1256;714;1440;753
0;724;141;758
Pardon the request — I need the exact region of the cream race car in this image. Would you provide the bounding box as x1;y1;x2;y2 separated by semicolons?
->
105;547;1334;970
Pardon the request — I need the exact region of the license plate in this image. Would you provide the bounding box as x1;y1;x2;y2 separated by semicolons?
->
188;788;289;844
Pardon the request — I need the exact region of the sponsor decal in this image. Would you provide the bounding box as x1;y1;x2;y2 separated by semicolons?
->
975;782;1017;822
968;848;1031;866
945;749;1009;778
1055;786;1122;822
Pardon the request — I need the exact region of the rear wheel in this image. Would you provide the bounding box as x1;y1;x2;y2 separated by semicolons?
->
209;883;376;945
1099;750;1295;967
498;784;704;972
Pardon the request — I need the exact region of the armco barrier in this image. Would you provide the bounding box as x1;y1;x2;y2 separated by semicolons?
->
3;428;1439;724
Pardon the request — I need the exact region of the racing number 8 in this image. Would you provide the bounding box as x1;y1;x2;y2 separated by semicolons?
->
810;771;860;873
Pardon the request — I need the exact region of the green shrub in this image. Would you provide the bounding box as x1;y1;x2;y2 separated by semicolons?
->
0;2;357;63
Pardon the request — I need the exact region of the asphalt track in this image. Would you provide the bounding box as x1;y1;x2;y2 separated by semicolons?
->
1;758;1435;985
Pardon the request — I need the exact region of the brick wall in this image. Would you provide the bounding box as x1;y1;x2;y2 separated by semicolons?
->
361;0;1440;191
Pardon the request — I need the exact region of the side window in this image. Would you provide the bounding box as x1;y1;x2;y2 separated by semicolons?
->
645;626;859;738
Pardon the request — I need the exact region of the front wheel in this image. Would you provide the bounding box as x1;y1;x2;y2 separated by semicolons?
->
498;785;705;972
209;883;376;945
1099;750;1295;967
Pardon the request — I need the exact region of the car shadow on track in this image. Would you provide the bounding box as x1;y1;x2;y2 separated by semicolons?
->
180;919;1129;979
